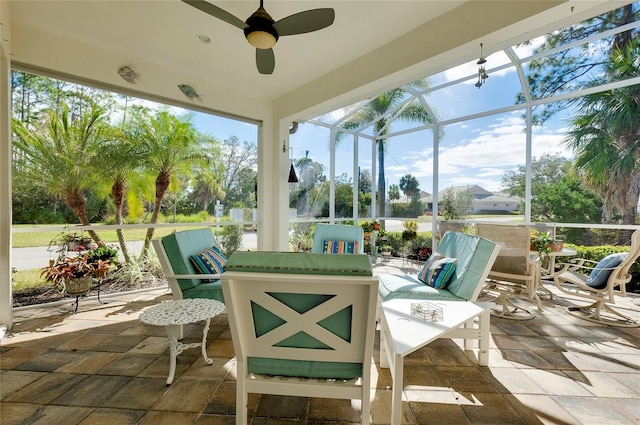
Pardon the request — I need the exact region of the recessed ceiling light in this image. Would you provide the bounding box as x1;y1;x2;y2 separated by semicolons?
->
196;34;211;44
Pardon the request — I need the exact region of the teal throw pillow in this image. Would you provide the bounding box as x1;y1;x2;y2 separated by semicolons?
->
190;246;227;282
586;252;627;289
417;253;457;289
322;240;359;254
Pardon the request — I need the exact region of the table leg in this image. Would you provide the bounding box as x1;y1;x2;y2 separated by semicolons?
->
391;353;404;425
478;310;490;366
166;325;180;386
201;317;213;365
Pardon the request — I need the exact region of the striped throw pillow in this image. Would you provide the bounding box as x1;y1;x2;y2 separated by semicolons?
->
190;246;227;281
322;240;359;254
417;253;457;288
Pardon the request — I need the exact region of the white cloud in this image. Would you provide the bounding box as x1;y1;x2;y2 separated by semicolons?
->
394;112;574;192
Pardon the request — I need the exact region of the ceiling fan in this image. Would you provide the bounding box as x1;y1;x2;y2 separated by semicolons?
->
182;0;335;75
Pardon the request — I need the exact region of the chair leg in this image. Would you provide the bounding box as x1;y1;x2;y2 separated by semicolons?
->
566;300;640;328
491;292;535;321
236;385;248;425
361;387;371;425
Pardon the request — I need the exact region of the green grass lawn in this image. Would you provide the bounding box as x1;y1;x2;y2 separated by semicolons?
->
11;225;203;248
11;225;199;291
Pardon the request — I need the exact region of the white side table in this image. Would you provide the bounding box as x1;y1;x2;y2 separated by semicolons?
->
379;299;493;425
140;298;225;386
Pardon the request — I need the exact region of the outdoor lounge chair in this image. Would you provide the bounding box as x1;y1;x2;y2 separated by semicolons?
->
222;251;378;425
311;223;365;254
152;228;226;339
552;229;640;327
476;223;540;320
152;228;225;302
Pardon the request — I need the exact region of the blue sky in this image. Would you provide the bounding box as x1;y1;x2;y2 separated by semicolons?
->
289;42;575;195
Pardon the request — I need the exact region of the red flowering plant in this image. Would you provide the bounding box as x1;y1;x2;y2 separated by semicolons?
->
41;251;111;292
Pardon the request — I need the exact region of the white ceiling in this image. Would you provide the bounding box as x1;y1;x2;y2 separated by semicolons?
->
9;1;462;99
5;0;624;122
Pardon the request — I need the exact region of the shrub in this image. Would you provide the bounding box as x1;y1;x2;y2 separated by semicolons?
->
219;225;244;257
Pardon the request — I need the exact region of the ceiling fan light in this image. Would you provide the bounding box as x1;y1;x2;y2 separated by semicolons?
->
246;30;277;49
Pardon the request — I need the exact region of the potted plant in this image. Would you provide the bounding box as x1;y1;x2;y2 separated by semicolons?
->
548;235;565;252
530;230;553;259
361;221;373;234
41;252;111;295
402;220;418;240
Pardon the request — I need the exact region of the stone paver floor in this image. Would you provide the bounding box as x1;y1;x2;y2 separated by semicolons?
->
2;257;640;424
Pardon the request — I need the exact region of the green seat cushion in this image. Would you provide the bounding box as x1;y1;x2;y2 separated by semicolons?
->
225;251;372;276
182;281;223;300
378;273;464;302
247;358;362;379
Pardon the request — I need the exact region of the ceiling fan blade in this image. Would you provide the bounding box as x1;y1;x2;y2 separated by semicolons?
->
182;0;248;30
256;48;275;74
273;8;335;36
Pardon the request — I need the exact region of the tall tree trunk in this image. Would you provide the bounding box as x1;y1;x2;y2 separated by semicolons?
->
65;189;102;243
111;181;132;263
619;188;637;244
141;171;170;259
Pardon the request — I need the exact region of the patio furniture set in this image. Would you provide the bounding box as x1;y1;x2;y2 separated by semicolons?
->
147;224;640;424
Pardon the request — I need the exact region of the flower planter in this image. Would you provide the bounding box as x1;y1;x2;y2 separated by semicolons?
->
548;240;564;252
64;277;92;295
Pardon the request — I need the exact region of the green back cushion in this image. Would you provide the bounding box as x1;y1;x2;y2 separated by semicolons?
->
225;251;372;276
161;229;218;291
226;251;372;379
428;232;496;300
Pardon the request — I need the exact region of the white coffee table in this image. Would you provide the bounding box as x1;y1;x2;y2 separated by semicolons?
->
379;298;493;425
140;298;225;385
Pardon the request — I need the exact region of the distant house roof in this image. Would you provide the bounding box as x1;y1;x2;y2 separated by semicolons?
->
420;185;522;204
480;193;522;203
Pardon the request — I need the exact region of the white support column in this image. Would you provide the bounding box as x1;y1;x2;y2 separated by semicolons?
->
371;138;377;221
524;104;533;223
329;129;335;222
431;125;440;250
258;117;290;251
352;135;359;223
0;8;13;328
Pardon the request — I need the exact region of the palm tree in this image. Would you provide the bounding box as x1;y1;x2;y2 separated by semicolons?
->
189;134;224;213
133;111;210;257
388;184;400;202
564;39;640;241
12;102;109;243
337;83;434;221
92;126;146;263
399;174;419;201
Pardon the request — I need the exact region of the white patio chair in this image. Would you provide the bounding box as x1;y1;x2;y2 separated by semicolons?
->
221;253;378;425
476;223;541;320
552;229;640;327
